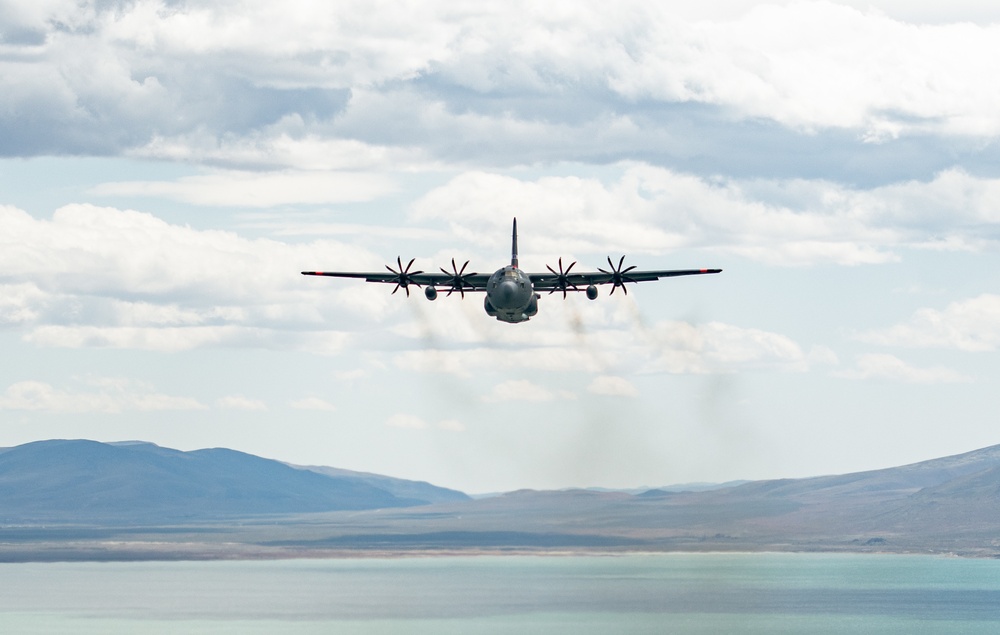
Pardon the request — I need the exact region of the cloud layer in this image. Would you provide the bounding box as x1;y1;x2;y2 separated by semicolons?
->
0;377;206;413
0;203;384;352
412;166;1000;264
858;294;1000;352
4;0;1000;176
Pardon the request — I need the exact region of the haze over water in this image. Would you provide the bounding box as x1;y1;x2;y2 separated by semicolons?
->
2;553;1000;634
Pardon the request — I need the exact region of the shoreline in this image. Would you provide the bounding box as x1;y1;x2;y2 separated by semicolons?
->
2;543;996;563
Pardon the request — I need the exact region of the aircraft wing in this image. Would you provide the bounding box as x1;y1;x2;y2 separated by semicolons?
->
301;264;492;297
531;268;721;287
529;261;722;296
302;271;491;287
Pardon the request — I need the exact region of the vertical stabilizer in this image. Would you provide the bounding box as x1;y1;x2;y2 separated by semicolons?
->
511;218;518;268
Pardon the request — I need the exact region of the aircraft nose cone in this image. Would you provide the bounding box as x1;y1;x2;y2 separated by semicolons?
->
495;279;520;308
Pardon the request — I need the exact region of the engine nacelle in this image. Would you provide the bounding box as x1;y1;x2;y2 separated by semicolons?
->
586;285;598;300
424;286;438;301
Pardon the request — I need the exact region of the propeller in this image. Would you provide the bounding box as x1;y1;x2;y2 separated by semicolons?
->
597;255;638;295
545;257;578;298
385;257;423;296
439;258;477;298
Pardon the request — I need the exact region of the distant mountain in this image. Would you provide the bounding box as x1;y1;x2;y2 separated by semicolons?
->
289;464;469;504
260;444;1000;556
713;443;1000;503
5;440;1000;559
0;439;465;523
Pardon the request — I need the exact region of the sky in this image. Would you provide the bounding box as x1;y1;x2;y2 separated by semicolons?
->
2;0;1000;493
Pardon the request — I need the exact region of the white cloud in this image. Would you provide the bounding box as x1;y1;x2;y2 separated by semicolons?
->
0;203;383;351
0;378;207;413
412;170;688;256
92;170;395;207
394;346;611;377
379;273;817;379
808;346;840;366
639;321;811;374
290;397;338;411
0;283;47;325
385;413;465;432
4;1;1000;163
857;294;1000;352
833;354;970;384
385;413;428;429
412;166;1000;265
588;375;639;397
605;3;1000;137
436;419;466;432
23;325;351;355
216;394;267;410
333;369;370;381
0;203;371;300
483;379;564;403
130;133;430;172
391;310;817;378
654;1;1000;24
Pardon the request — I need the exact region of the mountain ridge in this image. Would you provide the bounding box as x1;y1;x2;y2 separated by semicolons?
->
3;439;1000;559
0;439;466;522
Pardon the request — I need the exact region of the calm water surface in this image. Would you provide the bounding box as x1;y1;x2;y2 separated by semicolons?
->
2;553;1000;634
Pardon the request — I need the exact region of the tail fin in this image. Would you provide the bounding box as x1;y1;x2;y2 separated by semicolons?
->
511;218;518;268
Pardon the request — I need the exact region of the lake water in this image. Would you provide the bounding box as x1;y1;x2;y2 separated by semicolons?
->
2;553;1000;633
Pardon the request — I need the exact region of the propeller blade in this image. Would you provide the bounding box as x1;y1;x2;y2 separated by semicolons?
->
439;257;475;298
385;256;423;295
599;255;638;294
544;257;580;299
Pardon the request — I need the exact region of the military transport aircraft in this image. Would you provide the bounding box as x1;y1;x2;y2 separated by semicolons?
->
302;219;721;323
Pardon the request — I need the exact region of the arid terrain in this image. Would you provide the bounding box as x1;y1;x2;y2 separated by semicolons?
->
3;439;1000;561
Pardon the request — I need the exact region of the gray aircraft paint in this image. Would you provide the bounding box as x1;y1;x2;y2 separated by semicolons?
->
303;219;721;323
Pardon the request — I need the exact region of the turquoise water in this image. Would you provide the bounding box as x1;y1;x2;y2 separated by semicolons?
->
2;553;1000;633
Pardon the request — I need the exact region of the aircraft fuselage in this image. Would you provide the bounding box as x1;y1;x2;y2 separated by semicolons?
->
484;266;538;323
